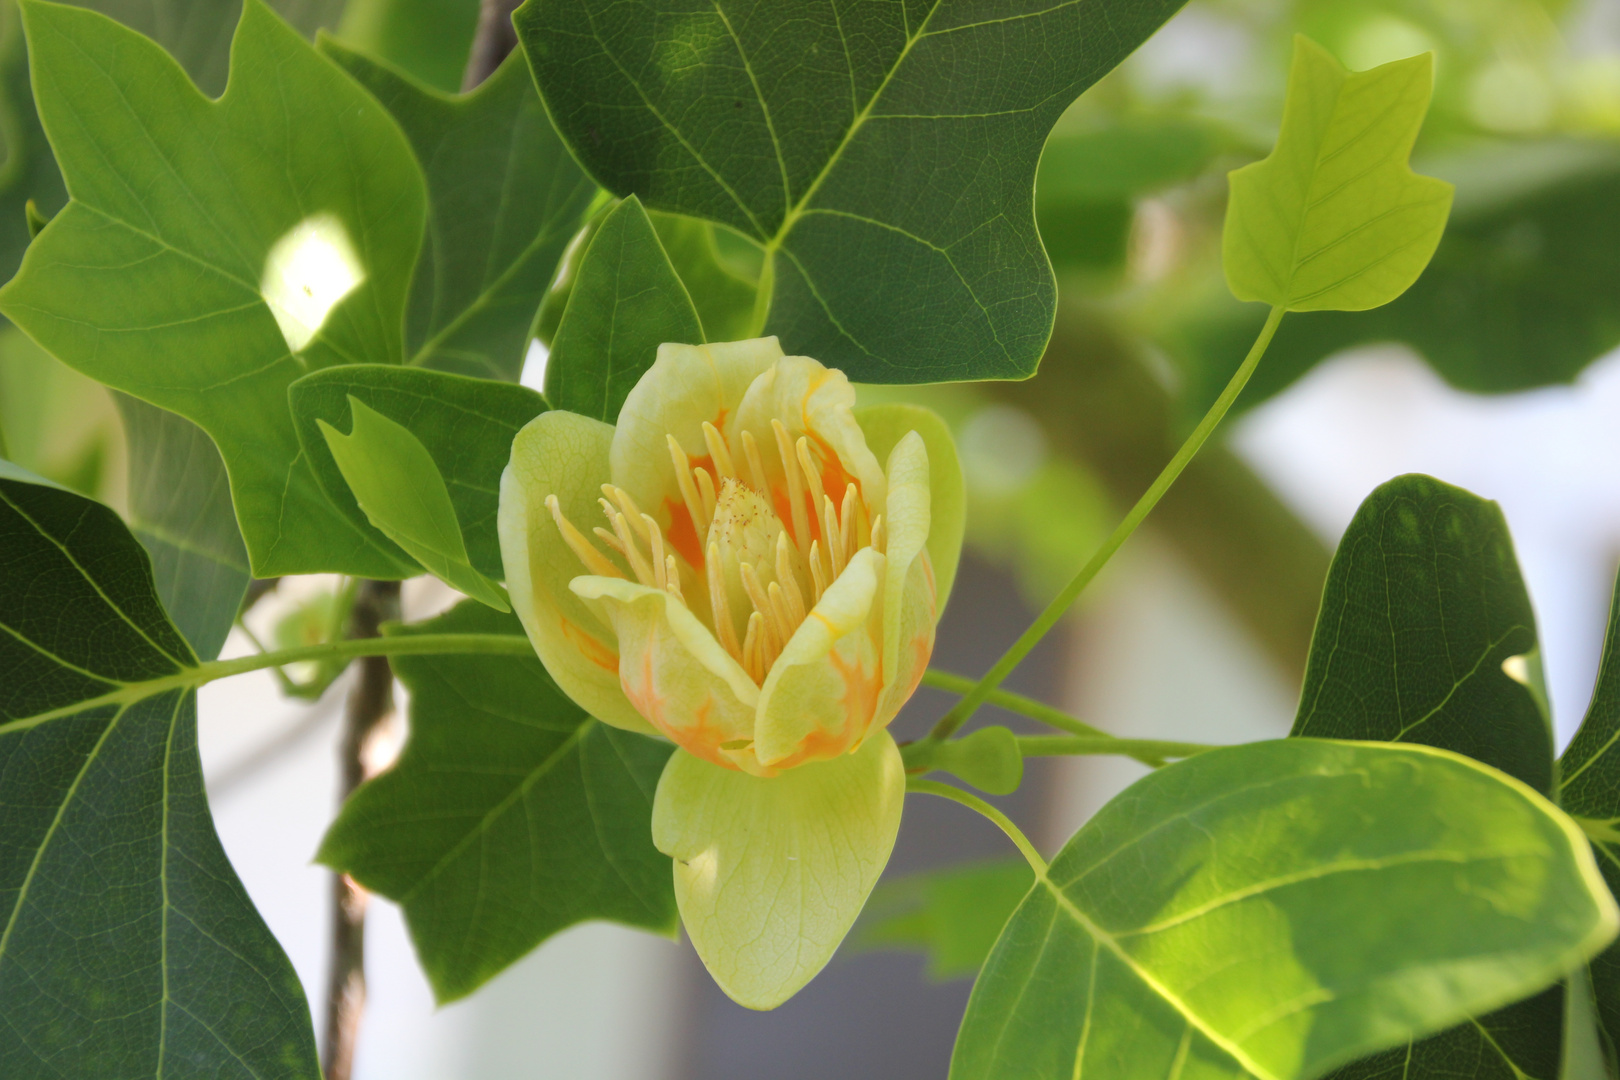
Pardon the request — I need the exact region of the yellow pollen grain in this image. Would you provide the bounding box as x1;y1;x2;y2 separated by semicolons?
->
702;421;737;480
546;494;624;579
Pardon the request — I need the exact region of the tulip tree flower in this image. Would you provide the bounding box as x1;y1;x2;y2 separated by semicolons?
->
499;337;964;1008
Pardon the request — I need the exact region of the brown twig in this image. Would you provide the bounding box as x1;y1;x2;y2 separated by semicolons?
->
462;0;525;91
320;579;400;1080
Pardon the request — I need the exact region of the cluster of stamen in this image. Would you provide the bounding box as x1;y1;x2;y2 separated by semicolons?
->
547;418;884;685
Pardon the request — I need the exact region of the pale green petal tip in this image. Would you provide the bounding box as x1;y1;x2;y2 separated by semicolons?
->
853;402;964;612
653;731;906;1009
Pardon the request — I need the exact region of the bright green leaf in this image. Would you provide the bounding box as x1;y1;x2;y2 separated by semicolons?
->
1557;568;1620;1059
116;394;250;660
951;739;1617;1080
651;211;759;343
322;41;599;381
0;0;427;577
855;857;1034;980
544;195;704;422
519;0;1191;383
1292;473;1551;794
288;363;546;578
1223;36;1453;312
317;600;677;1002
0;469;319;1078
1291;473;1565;1079
318;396;509;610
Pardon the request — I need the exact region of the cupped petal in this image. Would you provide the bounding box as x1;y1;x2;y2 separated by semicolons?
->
854;403;964;612
874;430;936;729
732;356;886;546
571;575;761;773
754;546;885;768
608;338;785;551
652;731;905;1010
499;411;653;735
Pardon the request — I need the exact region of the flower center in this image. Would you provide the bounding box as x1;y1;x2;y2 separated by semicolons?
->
547;418;886;685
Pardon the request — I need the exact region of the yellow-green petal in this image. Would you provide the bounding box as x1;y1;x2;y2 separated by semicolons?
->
571;575;759;772
854;403;964;612
754;547;885;768
875;430;936;727
652;731;906;1009
498;410;654;736
732;355;886;522
608;337;785;520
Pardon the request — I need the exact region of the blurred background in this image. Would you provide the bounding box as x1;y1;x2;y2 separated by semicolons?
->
7;0;1620;1074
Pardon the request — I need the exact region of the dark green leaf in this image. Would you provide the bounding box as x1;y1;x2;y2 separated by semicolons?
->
1558;568;1620;1060
854;857;1033;980
318;396;509;609
0;0;427;577
544;195;703;421
1292;473;1562;1080
115;394;250;660
951;739;1616;1080
322;41;600;381
651;211;759;342
519;0;1190;383
1292;473;1551;794
288;363;546;579
0;465;318;1078
317;601;677;1002
332;0;480;92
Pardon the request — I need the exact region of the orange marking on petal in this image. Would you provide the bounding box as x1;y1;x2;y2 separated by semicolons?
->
560;618;619;673
662;497;705;571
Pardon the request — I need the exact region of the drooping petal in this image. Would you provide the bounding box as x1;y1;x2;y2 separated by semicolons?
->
652;731;905;1010
874;431;936;728
499;411;653;735
732;355;886;547
571;575;760;773
754;547;884;768
608;338;785;555
854;403;964;612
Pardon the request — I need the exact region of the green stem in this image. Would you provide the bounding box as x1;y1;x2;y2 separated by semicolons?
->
921;668;1167;766
1017;735;1216;761
929;305;1286;742
15;633;535;730
906;778;1048;875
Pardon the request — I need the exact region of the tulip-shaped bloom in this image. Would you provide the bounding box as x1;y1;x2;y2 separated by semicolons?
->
499;338;963;1008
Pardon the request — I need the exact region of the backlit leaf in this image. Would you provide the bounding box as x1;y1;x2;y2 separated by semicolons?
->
1223;36;1452;312
318;397;509;609
317;601;677;1002
0;464;318;1078
0;0;427;577
951;739;1616;1080
519;0;1191;383
854;857;1034;980
288;363;546;579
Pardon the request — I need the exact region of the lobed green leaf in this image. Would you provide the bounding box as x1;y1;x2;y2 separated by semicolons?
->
0;465;319;1078
318;601;677;1002
1223;36;1452;313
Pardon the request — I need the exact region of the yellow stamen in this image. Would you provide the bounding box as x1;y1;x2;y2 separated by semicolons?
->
808;539;828;602
768;581;798;644
775;531;806;625
796;437;828;535
612;511;657;586
604;485;651;543
642;513;667;590
772;419;811;557
871;515;885;555
546;495;624;579
738;562;778;644
742;611;763;683
667;435;708;532
706;541;742;661
823;496;845;578
695;467;718;525
741;429;769;494
702;421;736;480
593;525;626;555
839;483;857;562
665;555;684;602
